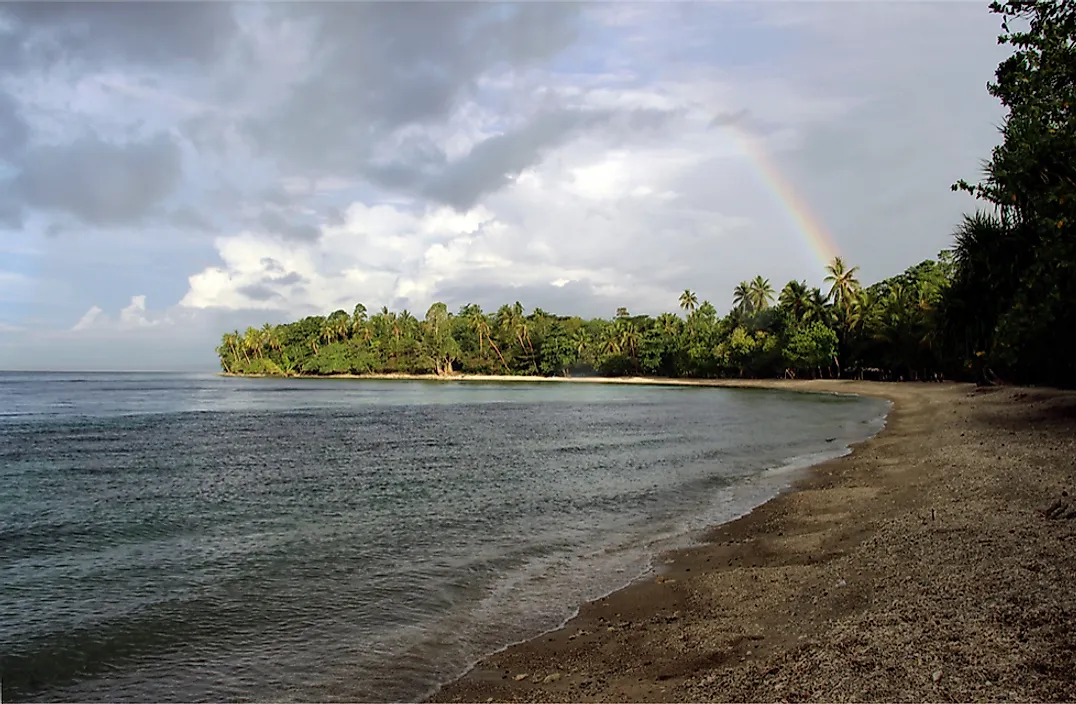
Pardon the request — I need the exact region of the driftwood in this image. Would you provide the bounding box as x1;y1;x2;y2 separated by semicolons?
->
1042;491;1076;520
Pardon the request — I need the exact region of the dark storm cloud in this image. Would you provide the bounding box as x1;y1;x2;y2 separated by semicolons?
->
419;108;677;210
1;2;595;226
0;91;28;161
420;110;614;210
0;2;238;68
247;3;581;176
15;134;183;226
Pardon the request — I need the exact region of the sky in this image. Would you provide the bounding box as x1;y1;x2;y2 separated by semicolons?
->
0;1;1011;371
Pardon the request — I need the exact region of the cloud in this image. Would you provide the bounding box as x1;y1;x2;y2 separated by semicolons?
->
167;206;214;232
243;3;581;180
709;109;751;128
419;109;616;211
0;3;238;68
72;294;165;332
0;90;28;160
179;129;756;318
14;134;183;226
255;209;320;243
118;294;156;327
71;305;103;331
0;1;1018;370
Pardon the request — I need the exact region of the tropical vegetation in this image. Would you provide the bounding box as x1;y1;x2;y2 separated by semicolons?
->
216;253;952;381
217;1;1076;388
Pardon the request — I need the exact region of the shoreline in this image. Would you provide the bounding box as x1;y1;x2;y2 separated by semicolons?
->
218;371;898;396
427;380;1076;702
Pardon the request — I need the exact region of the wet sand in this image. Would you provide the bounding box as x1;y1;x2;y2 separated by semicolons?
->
428;380;1076;703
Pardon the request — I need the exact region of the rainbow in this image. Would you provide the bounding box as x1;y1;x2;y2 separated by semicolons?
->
730;125;842;270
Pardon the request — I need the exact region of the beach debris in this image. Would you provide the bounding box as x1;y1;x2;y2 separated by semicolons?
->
543;673;562;683
513;673;529;681
836;578;848;588
1042;491;1076;519
932;669;943;683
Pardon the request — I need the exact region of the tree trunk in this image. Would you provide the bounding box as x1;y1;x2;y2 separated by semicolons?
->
489;339;510;372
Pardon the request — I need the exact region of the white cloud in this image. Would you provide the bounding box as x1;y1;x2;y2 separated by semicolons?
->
180;114;759;317
72;295;169;332
72;305;104;331
119;294;157;327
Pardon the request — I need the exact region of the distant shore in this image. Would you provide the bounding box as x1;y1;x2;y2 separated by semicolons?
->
428;380;1076;702
218;371;870;392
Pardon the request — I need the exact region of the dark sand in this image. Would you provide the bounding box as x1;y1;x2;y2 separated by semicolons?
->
429;380;1076;703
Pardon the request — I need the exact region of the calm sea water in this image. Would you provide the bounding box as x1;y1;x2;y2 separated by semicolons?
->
0;372;889;702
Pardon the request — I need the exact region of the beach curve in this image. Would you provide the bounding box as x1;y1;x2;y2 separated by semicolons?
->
426;379;1076;702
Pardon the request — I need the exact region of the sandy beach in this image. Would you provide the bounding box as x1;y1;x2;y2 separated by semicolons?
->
426;380;1076;702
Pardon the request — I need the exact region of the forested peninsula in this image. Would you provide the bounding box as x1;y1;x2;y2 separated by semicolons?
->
218;1;1076;389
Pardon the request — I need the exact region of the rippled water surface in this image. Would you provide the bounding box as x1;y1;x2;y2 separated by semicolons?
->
0;372;889;702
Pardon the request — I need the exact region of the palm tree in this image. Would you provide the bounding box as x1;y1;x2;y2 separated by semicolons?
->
217;332;240;372
323;318;338;343
225;330;244;362
497;302;537;371
261;323;281;355
804;287;831;325
847;289;875;335
351;303;368;338
601;328;621;355
748;275;775;312
333;315;350;342
678;289;698;314
824;256;861;315
243;326;263;359
733;281;752;315
656;312;681;337
469;306;509;371
397;310;418;348
779;280;810;321
619;322;641;372
570;329;589;358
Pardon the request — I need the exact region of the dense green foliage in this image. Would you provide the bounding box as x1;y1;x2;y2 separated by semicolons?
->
217;255;953;380
218;2;1076;386
948;1;1076;387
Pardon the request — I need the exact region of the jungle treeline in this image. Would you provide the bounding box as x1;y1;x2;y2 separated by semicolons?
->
217;1;1076;388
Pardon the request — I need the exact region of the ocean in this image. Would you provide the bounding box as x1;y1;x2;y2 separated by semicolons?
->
0;372;889;702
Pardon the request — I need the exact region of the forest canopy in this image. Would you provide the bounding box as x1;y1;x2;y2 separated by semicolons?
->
217;255;952;381
218;1;1076;388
